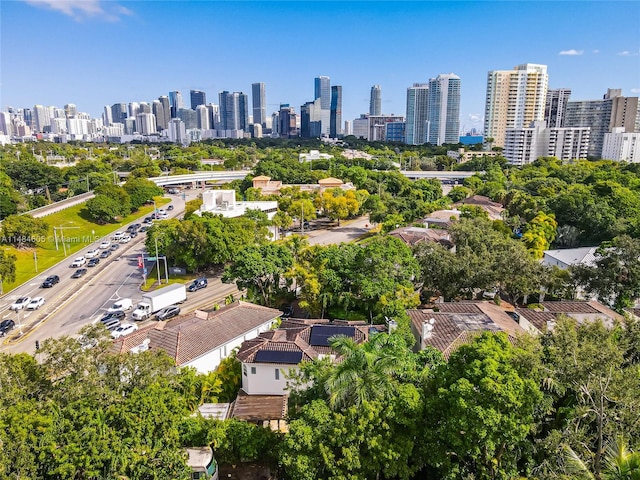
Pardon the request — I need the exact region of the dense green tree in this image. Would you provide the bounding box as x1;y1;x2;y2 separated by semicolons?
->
123;176;164;211
85;194;124;223
0;248;17;286
1;214;48;248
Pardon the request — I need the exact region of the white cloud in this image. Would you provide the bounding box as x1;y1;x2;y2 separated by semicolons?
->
618;50;640;57
592;49;600;54
22;0;132;21
631;88;640;94
559;49;584;56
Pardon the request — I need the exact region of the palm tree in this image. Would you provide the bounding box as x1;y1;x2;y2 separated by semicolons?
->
564;436;640;480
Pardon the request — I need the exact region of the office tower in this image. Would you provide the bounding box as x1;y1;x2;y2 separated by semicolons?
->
207;104;220;130
405;84;429;145
301;99;323;138
484;63;548;148
353;114;369;139
152;100;166;130
368;115;405;141
196;105;210;130
385;122;405;142
64;103;77;118
278;104;297;138
545;88;571;128
33;104;52;132
252;82;267;127
504;121;590;166
128;102;140;117
218;91;249;131
124;118;136;135
330;85;342;138
314;76;331;135
370;85;382;116
53;107;66;119
602;128;640;162
565;89;639;158
426;73;461;145
135;113;157;135
157;96;171;127
252;123;263;138
169;91;184;118
102;105;113;126
343;120;352;136
0;112;12;135
168;118;188;145
190;90;207;110
138;102;151;114
110;103;126;125
177;108;197;129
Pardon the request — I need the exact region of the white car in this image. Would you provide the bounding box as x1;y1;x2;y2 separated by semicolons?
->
158;209;166;215
71;256;86;267
26;297;45;310
99;240;111;249
111;323;139;339
86;249;100;258
120;235;132;244
9;296;31;311
112;231;124;241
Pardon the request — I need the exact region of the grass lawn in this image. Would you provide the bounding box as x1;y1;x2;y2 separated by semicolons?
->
141;264;196;292
2;196;170;293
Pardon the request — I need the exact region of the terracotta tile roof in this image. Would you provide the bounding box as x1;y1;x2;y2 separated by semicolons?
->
435;302;482;314
515;308;557;332
454;195;504;220
389;227;454;248
112;301;281;366
231;391;288;421
540;301;600;314
515;300;623;332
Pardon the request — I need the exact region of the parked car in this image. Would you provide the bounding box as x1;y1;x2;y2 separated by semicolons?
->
99;240;111;249
41;275;59;288
10;296;31;311
86;249;100;259
111;323;139;339
110;243;120;251
0;319;16;337
187;277;208;292
71;256;86;268
26;297;45;310
71;268;87;278
155;305;180;321
100;250;112;259
120;235;132;244
87;257;100;267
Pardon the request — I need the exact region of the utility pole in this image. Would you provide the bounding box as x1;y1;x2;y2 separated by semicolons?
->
301;201;304;234
154;235;161;285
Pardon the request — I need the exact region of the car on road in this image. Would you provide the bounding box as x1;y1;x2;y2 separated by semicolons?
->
158;209;166;215
99;240;111;249
107;298;133;313
10;296;31;311
71;268;88;278
101;318;121;331
86;249;100;258
129;230;138;238
101;311;126;323
71;256;86;267
111;323;139;339
139;226;150;232
167;205;174;211
143;216;153;224
26;297;45;310
0;319;16;337
155;305;180;321
110;243;120;251
87;257;100;267
112;231;125;241
100;250;112;259
120;235;132;244
167;188;180;194
187;277;208;292
41;275;60;288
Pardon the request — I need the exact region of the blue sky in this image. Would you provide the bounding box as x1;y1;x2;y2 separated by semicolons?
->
1;1;639;133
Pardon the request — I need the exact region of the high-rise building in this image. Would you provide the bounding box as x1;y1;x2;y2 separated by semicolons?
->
152;100;167;130
111;103;128;125
602;127;640;163
218;91;249;131
544;88;571;128
251;82;267;127
138;102;151;114
158;96;171;128
504;121;590;166
190;90;207;110
368;115;405;141
168;118;189;145
103;105;113;126
385;122;405;142
196;105;210;130
128;102;140;117
33;104;52;133
278;104;298;138
0;111;12;136
405;84;429;145
177;108;198;130
343;120;352;136
370;85;382;116
300;98;323;138
565;88;639;158
314;76;331;135
135;113;157;135
64;103;77;118
169;91;184;118
353;114;369;139
484;63;548;148
330;85;342;138
426;73;461;145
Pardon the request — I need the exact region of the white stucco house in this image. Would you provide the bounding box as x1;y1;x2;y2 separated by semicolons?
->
112;301;282;374
195;189;278;220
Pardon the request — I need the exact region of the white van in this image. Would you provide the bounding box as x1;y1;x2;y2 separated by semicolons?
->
107;298;133;313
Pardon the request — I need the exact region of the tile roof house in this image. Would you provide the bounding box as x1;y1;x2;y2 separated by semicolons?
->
388;226;454;249
421;209;461;228
454;194;505;220
251;175;355;196
407;301;526;358
112;301;282;374
236;318;377;396
514;300;623;334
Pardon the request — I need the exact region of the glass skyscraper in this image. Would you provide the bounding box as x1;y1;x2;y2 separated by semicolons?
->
426;73;461;145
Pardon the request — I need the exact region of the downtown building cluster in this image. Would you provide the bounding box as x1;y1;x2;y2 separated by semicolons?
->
1;65;639;164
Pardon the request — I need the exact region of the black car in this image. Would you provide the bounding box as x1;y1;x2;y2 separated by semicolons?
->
0;319;15;337
100;250;111;259
139;226;150;232
71;268;87;278
110;243;120;251
101;311;125;322
167;205;174;211
280;305;294;319
129;230;138;238
143;217;153;224
87;257;100;267
155;305;180;321
187;277;208;292
41;275;60;288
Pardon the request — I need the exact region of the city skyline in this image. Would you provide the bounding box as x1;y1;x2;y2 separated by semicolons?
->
1;1;639;132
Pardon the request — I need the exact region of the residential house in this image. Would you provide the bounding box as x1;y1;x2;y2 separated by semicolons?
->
453;194;505;221
421;209;461;229
388;226;454;249
112;301;282;374
514;300;623;334
542;246;598;270
250;175;355;196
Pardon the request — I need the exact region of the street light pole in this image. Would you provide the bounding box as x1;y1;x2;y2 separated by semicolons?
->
154;235;161;285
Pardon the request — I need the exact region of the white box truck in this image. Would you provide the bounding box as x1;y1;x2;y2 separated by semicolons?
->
132;283;187;321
